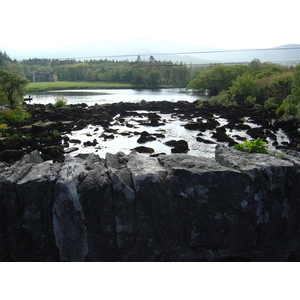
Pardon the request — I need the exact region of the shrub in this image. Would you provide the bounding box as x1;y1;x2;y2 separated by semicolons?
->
208;90;232;106
245;95;257;107
233;138;268;153
264;97;278;109
0;123;8;136
54;96;68;108
52;129;60;136
276;104;285;117
0;106;30;126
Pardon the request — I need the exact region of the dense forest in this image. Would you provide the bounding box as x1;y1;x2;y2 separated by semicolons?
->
0;51;196;88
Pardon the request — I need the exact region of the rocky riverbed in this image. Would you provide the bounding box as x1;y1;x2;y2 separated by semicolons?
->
0;100;299;163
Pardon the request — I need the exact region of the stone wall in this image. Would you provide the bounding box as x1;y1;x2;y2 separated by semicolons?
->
1;146;300;261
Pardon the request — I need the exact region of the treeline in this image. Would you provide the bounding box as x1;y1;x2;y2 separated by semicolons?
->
187;59;300;120
6;56;191;88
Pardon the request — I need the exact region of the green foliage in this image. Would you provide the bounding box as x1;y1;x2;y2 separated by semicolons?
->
0;69;28;109
233;138;268;154
185;59;300;120
0;123;8;136
245;95;257;107
281;90;300;120
207;90;232;106
0;106;30;126
256;71;295;105
146;69;162;88
52;129;60;136
54;96;68;108
19;57;190;88
187;64;248;95
230;73;258;100
264;97;278;109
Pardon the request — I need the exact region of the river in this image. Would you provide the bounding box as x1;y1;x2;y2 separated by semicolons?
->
27;88;290;158
28;88;207;105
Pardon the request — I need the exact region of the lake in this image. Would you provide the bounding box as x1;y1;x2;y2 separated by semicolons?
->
28;88;208;105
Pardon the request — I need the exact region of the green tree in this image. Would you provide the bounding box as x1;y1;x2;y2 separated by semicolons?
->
0;69;28;109
257;72;294;104
147;69;161;88
230;73;258;101
132;69;146;87
281;87;300;120
187;65;248;95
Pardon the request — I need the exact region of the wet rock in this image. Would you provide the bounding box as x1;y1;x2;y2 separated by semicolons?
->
83;139;98;147
64;147;79;154
184;119;220;131
164;139;189;153
212;127;236;145
153;133;165;138
0;149;25;162
164;140;177;147
235;123;251;130
69;139;81;144
41;146;64;162
137;131;156;144
171;140;189;153
100;134;115;141
31;121;58;133
0;137;21;151
246;127;267;140
196;136;216;144
132;146;155;154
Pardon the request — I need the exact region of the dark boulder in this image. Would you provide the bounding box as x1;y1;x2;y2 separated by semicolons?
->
132;146;155;154
0;149;25;162
184;119;220;131
83;139;98;147
41;146;64;162
246;127;267;140
171;140;189;153
137;131;156;144
165;139;189;153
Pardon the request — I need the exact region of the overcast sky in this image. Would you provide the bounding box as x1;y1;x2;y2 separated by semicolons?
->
1;0;299;56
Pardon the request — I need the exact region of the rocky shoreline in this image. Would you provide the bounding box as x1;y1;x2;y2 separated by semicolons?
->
1;100;299;163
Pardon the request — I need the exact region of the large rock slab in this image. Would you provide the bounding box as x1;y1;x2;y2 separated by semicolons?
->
215;145;300;259
1;148;300;261
53;155;89;262
158;154;252;260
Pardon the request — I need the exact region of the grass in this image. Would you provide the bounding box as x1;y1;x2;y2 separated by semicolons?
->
25;81;132;93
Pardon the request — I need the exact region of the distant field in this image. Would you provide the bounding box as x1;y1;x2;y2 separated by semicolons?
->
25;81;132;93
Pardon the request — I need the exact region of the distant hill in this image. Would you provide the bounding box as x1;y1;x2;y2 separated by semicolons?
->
1;39;300;65
189;44;300;64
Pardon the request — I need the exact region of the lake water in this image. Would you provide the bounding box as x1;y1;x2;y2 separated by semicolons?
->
28;88;207;105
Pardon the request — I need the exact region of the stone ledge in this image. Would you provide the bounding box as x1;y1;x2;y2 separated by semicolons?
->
0;148;300;261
